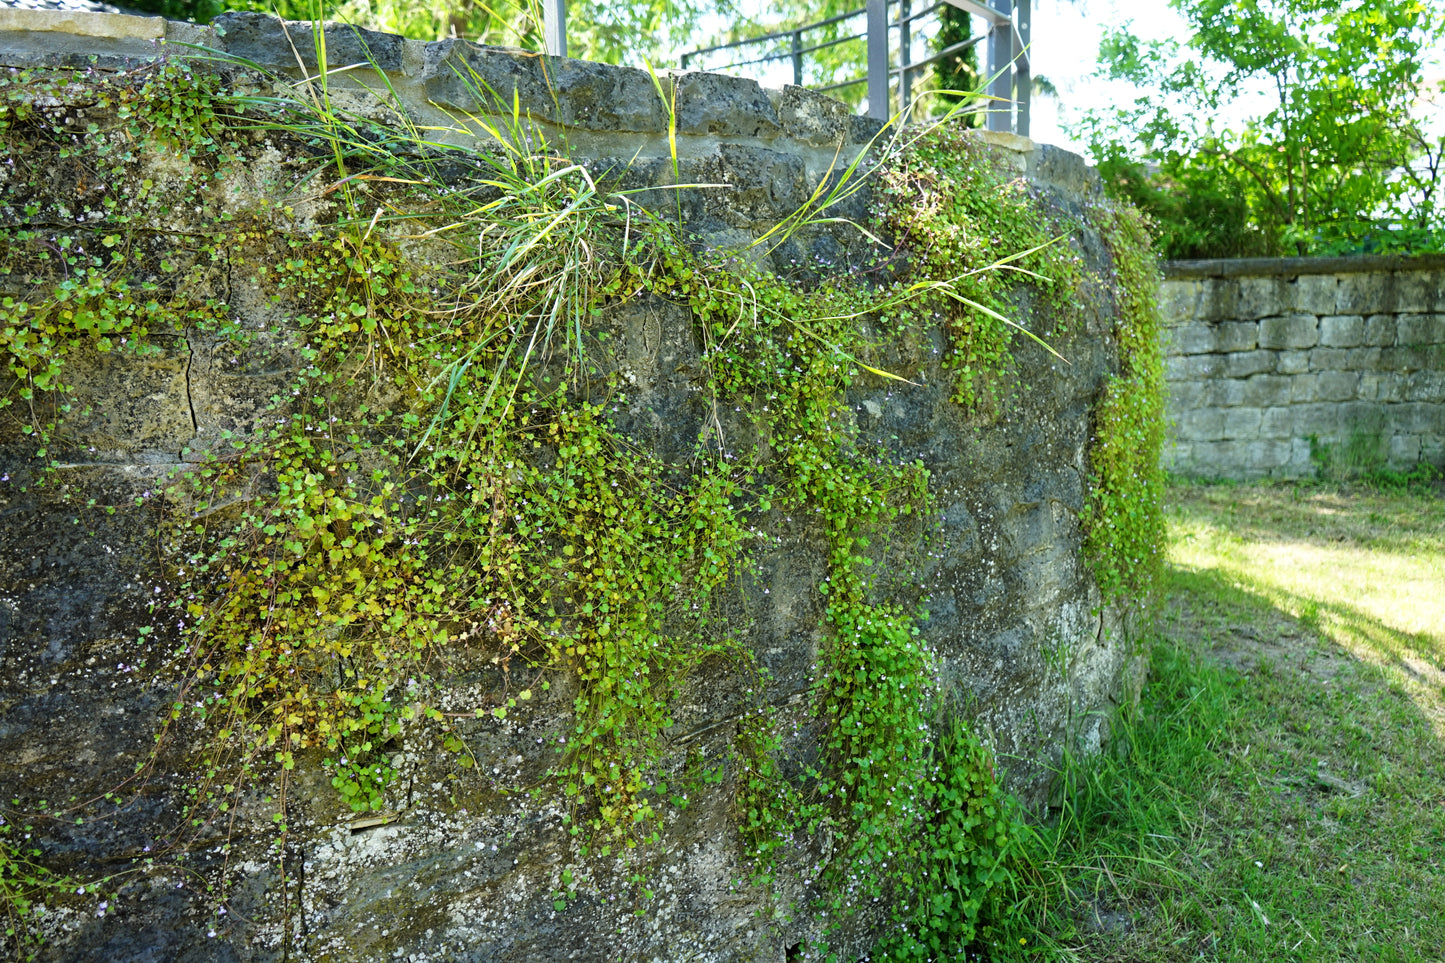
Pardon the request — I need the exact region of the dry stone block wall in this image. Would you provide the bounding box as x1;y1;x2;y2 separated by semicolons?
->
2;10;1139;963
1161;255;1445;479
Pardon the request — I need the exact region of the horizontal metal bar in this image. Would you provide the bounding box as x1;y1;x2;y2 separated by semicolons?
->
702;15;940;74
900;0;946;26
794;30;868;58
711;29;868;73
682;6;866;61
680;0;944;68
893;32;987;75
943;0;1010;26
815;75;868;92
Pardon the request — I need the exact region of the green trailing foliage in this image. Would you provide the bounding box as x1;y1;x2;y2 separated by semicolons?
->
0;38;1166;958
874;126;1083;411
0;819;73;963
1082;202;1167;602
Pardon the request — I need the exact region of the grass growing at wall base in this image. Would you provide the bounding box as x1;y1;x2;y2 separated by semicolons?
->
991;481;1445;961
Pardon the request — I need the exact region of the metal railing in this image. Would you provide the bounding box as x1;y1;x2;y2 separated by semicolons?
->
679;0;1030;132
538;0;1029;133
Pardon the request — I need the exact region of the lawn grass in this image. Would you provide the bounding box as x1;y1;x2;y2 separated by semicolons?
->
991;480;1445;962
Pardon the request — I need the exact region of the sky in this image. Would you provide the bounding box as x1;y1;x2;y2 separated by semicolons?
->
1028;0;1185;155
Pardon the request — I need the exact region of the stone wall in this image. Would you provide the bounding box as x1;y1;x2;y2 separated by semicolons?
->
1161;255;1445;479
1;11;1138;963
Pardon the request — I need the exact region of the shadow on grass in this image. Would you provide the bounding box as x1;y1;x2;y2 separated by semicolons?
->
1167;564;1445;730
989;564;1445;963
1165;481;1445;556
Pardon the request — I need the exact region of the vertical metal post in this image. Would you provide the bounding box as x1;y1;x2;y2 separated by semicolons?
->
1015;0;1030;136
866;0;889;120
543;0;566;58
791;29;803;87
898;0;912;114
985;0;1012;131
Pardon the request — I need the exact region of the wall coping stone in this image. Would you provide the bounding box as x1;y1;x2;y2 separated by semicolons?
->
1165;253;1445;280
0;7;161;38
0;7;1096;195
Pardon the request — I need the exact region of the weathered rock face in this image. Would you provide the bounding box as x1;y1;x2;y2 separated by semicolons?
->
1;12;1145;963
1162;255;1445;479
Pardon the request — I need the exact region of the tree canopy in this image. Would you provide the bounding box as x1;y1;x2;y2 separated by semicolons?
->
1073;0;1445;259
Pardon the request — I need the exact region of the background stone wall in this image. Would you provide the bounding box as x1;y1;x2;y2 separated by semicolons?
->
1161;255;1445;479
2;12;1136;963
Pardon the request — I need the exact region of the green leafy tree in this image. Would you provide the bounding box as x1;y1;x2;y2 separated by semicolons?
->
1074;0;1445;258
931;5;980;119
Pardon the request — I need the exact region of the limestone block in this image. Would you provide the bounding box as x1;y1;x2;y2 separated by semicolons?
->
1223;407;1263;439
419;37;668;135
1159;280;1203;323
1345;347;1382;370
1396;402;1440;434
1382;345;1429;372
0;8;163;38
1290;273;1338;315
0;9;166;67
1217;321;1260;353
1168;380;1206;411
1172;354;1224;381
1168;322;1216;355
1291;402;1341;437
1224;350;1275;378
1242;374;1293;407
1335;272;1394;314
1316;370;1360;402
1258;313;1319;350
1288;437;1315;473
940;500;982;564
776;84;880;147
64;337;195;462
1422;436;1445;465
1027;144;1099;195
1357;373;1384;402
1215;378;1248;407
716;144;811;217
1396;270;1445;312
214;11;405;72
673;72;783;138
1307;347;1350;371
1193;440;1247;470
1179;408;1226;441
1376;372;1407;403
1291;373;1320;404
1339;400;1380;430
1238;276;1287;320
1389;433;1422;464
1319;314;1363;347
1261;406;1293;439
1277;350;1310;374
1406;370;1445;402
1162;442;1191;469
1246;439;1291;469
1363;314;1397;346
1398;314;1445;346
1200;278;1239;321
